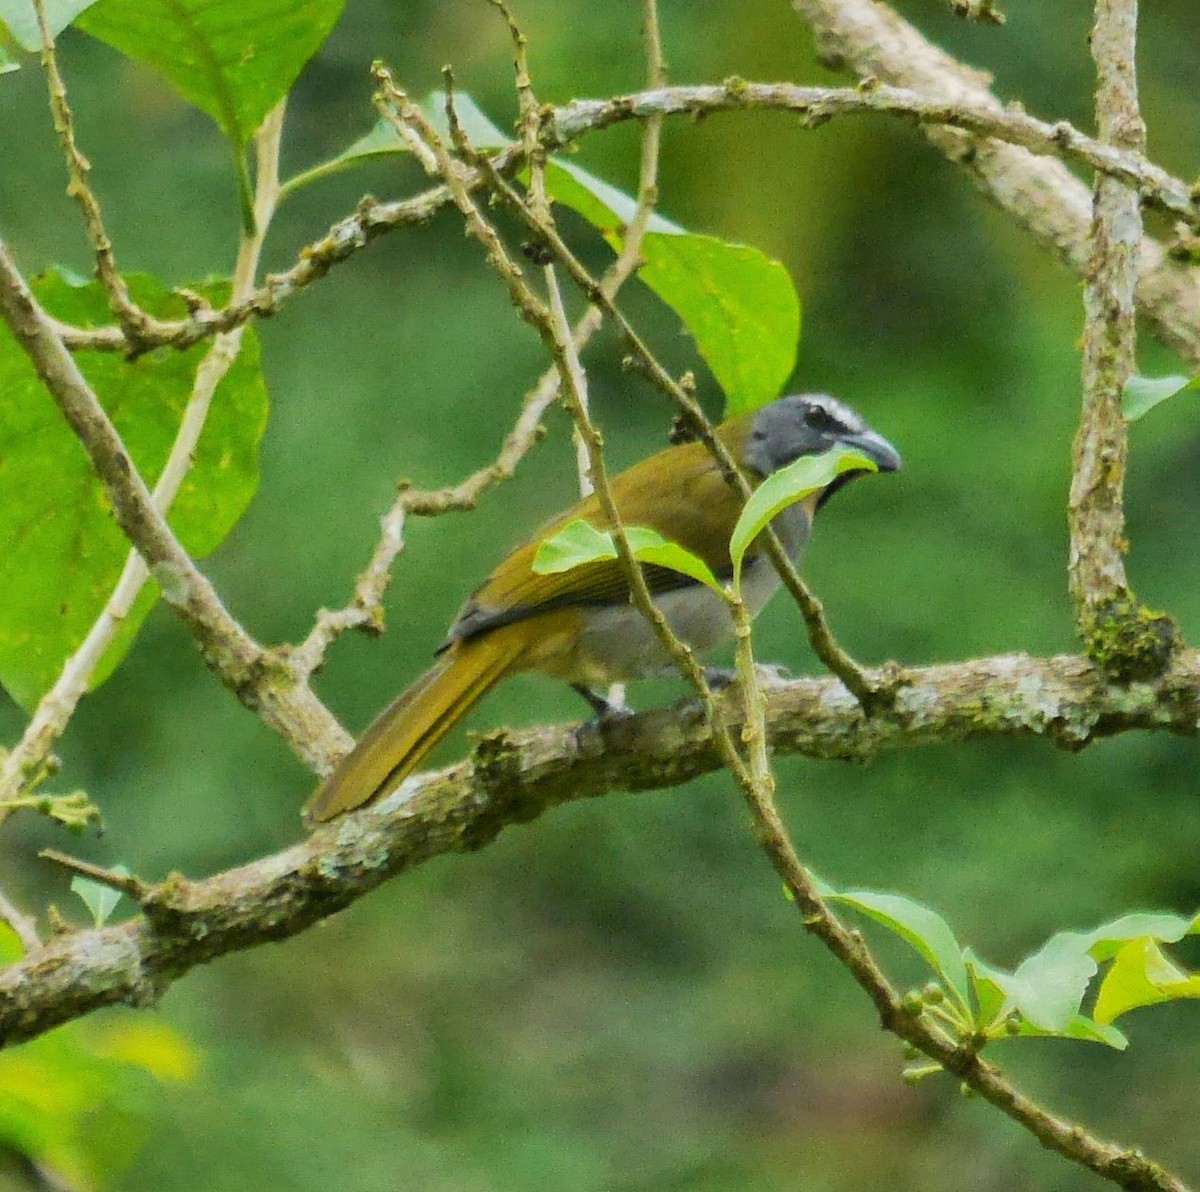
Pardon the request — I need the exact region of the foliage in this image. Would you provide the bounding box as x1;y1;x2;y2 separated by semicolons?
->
0;1;1198;1191
0;926;196;1190
1123;372;1200;421
289;89;801;414
823;882;1200;1059
0;271;267;711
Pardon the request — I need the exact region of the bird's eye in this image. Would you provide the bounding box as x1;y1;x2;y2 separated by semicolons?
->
803;403;840;433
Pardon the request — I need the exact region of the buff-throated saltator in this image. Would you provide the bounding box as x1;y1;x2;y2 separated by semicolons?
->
304;393;900;822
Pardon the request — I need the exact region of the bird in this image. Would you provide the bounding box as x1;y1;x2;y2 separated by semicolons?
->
304;393;900;822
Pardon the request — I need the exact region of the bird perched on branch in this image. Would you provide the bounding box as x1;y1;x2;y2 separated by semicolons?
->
305;393;900;822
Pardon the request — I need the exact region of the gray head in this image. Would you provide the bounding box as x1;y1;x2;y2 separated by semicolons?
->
742;393;901;506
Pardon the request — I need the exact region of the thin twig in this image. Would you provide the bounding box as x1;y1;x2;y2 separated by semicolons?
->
289;39;669;680
0;886;41;953
374;64;751;783
32;0;170;349
719;517;1193;1192
49;81;1200;358
0;103;290;821
543;260;751;786
38;849;149;902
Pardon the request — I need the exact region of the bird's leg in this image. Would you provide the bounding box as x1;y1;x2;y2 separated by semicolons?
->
570;683;636;754
571;683;628;718
702;663;791;688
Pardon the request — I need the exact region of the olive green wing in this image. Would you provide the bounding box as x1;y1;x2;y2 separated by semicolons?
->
446;440;749;646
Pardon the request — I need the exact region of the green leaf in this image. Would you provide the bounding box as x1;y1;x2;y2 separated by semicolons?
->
0;0;99;50
820;885;972;1017
637;232;799;415
544;158;681;236
1122;373;1199;421
547;159;801;414
282;89;801;412
964;945;1104;1037
624;526;724;593
728;447;876;589
1094;937;1200;1025
1007;1014;1128;1050
963;948;1009;1029
1081;910;1200;961
282;90;510;199
531;518;619;574
1000;932;1097;1032
532;519;722;592
89;1018;200;1082
0;922;24;964
0;269;268;710
0;38;21;71
77;0;344;148
0;1010;198;1186
70;865;130;927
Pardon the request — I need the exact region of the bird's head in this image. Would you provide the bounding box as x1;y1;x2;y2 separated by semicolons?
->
740;393;901;508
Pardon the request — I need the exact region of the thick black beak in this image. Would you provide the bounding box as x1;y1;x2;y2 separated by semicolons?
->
815;426;901;512
843;428;901;473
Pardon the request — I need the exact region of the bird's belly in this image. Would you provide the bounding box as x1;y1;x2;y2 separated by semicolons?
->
536;557;784;685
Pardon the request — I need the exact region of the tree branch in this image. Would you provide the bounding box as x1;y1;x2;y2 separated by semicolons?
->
0;237;350;776
788;0;1200;369
1;647;1197;1048
0;102;290;818
1067;0;1178;677
33;0;171;349
52;81;1199;361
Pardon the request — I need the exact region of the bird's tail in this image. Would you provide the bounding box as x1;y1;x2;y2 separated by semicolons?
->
304;628;529;823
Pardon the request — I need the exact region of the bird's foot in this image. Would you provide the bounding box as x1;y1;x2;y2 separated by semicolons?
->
571;684;636;752
703;662;791;690
571;683;632;718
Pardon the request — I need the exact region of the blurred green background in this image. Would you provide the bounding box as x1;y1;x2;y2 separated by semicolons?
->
3;0;1200;1188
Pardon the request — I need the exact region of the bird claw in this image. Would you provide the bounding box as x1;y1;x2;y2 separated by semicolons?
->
571;683;630;718
703;662;791;690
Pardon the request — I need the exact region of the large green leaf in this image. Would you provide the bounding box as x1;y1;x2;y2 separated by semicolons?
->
1006;1014;1128;1049
1094;937;1200;1025
0;1012;197;1188
728;447;875;589
532;518;722;593
0;0;99;50
0;269;268;711
996;932;1097;1032
548;159;800;415
818;883;972;1017
77;0;344;147
1081;909;1200;961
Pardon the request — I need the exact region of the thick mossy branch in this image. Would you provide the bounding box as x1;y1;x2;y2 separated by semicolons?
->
2;648;1199;1049
788;0;1200;369
1083;591;1180;682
